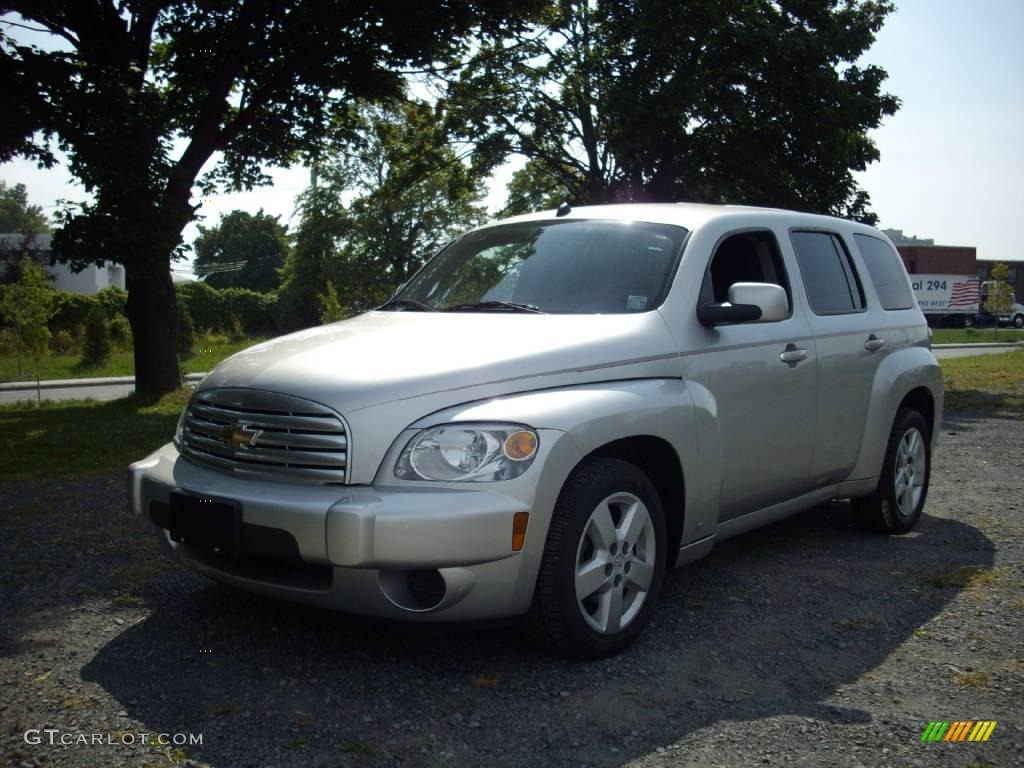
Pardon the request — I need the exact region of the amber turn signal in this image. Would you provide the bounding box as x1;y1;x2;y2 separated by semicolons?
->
512;511;530;552
503;430;538;461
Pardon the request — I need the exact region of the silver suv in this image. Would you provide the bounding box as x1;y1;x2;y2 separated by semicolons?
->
130;203;943;658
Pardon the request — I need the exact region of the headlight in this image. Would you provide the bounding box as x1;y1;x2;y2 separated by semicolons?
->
395;423;539;482
173;404;188;448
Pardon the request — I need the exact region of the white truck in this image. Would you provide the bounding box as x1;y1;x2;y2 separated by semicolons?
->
910;274;980;327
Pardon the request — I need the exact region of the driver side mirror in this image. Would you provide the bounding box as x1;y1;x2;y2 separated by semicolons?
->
696;282;789;327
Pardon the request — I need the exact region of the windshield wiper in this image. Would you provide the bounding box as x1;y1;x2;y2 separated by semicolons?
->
377;298;438;312
444;300;547;314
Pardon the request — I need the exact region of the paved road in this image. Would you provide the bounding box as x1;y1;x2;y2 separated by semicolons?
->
0;382;136;405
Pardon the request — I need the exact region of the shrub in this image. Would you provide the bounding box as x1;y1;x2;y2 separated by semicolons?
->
50;329;77;355
222;287;277;335
0;327;18;355
319;283;346;323
108;315;133;350
177;281;278;336
95;285;128;319
226;314;246;343
176;281;224;331
177;303;196;359
80;304;111;368
50;291;96;335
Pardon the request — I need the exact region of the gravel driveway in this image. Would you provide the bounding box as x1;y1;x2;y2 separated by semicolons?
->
2;411;1022;768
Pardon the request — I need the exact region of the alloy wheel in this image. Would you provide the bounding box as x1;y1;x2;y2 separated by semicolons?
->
574;492;656;634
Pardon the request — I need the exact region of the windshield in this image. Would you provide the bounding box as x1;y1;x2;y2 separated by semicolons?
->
387;219;688;314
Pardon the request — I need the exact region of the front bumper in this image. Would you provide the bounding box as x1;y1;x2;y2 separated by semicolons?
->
129;434;575;621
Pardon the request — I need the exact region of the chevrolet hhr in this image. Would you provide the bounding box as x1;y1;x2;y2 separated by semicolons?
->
130;203;943;658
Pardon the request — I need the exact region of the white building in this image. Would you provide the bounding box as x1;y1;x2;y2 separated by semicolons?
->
1;232;126;293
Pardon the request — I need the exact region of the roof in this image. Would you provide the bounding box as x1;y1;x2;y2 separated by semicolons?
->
485;202;867;233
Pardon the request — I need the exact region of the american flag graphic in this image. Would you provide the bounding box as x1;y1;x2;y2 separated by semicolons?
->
948;277;980;308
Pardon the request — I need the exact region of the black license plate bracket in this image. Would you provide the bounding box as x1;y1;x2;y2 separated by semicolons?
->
168;491;242;559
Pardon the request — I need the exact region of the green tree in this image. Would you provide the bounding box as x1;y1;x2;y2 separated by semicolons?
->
0;181;49;233
80;303;111;368
0;181;50;283
318;283;346;324
985;263;1015;339
194;209;289;292
1;1;542;400
445;0;898;222
319;99;488;314
0;256;55;397
277;185;349;331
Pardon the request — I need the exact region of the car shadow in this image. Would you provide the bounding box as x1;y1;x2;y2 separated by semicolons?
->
80;502;994;767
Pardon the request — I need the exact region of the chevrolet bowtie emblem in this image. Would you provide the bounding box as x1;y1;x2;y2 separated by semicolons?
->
220;425;262;449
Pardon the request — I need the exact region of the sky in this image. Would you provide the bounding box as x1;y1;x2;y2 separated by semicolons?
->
2;0;1023;274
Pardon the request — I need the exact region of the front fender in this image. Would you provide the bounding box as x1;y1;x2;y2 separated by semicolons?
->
407;378;721;549
848;346;944;482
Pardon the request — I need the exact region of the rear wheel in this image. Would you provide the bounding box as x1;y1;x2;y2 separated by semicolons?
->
853;408;930;534
1013;313;1024;329
522;458;667;659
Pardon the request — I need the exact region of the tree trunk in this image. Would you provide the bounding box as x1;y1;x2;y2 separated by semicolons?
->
125;255;180;402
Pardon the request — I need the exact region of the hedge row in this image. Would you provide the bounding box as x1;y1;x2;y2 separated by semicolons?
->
48;283;279;337
175;282;277;335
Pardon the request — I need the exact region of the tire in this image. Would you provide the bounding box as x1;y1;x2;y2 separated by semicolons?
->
853;408;931;534
1013;314;1024;329
521;457;667;659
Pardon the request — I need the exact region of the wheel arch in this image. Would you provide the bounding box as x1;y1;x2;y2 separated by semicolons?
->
583;435;686;567
899;386;937;438
848;347;944;482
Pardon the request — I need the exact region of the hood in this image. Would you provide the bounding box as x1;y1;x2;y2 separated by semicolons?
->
197;310;677;414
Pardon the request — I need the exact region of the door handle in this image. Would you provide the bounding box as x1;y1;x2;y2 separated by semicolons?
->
864;334;886;352
780;343;808;365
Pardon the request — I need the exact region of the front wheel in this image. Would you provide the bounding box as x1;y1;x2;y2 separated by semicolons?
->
853;408;931;534
522;457;667;659
1013;313;1024;329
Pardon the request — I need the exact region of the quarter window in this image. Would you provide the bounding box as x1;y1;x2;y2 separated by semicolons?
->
854;234;915;310
791;231;864;314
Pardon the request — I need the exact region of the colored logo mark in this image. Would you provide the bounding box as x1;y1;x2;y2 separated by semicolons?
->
920;721;997;742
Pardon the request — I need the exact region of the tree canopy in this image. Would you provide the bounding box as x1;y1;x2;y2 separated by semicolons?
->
193;209;288;292
278;99;488;329
444;0;898;222
1;0;543;399
0;180;49;234
0;255;54;384
0;181;51;282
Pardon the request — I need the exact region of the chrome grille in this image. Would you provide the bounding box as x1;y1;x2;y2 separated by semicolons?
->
180;388;348;484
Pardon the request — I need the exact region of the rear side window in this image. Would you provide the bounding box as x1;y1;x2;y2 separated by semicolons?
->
791;231;865;314
854;234;915;310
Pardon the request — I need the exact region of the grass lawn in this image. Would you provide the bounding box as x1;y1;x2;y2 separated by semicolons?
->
931;327;1024;345
0;337;266;384
0;388;191;481
941;350;1024;412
